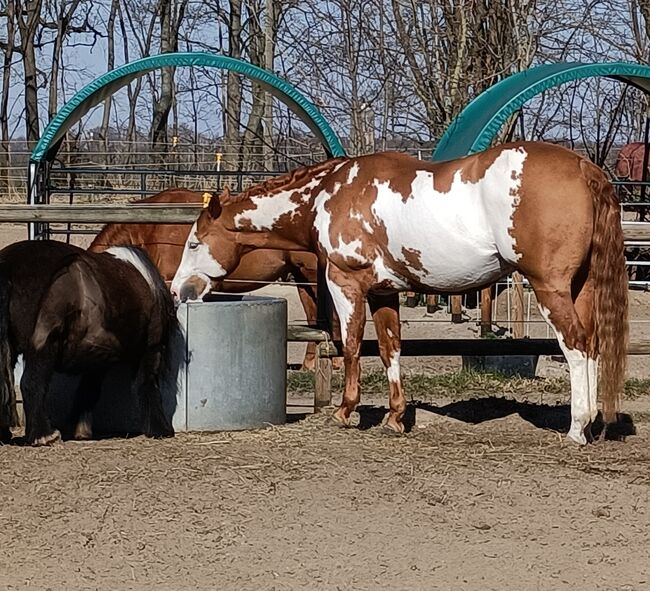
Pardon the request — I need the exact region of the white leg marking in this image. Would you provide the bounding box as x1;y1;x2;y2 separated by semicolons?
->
539;305;590;445
387;350;401;383
588;357;599;423
325;266;354;344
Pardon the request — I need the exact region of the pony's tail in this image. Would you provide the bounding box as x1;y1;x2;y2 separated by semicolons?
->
581;159;628;424
0;272;18;432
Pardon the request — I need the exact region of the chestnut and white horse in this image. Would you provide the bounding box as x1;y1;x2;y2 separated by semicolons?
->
171;142;628;444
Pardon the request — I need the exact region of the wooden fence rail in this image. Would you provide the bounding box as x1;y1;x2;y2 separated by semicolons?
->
0;205;648;242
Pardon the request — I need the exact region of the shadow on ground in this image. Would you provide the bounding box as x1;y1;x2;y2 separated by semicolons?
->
355;397;636;441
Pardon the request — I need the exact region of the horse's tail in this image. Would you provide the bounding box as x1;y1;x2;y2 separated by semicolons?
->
0;271;18;431
581;159;628;423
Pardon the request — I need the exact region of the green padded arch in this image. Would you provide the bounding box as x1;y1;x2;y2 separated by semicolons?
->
31;52;346;163
433;62;650;161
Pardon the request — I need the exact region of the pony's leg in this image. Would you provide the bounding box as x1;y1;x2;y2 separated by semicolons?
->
532;282;591;444
134;351;174;438
70;372;105;440
20;351;60;446
327;267;367;426
368;293;405;433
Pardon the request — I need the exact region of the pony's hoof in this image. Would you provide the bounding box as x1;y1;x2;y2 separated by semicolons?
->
145;424;175;439
331;411;350;428
32;430;61;447
74;414;93;440
0;427;12;444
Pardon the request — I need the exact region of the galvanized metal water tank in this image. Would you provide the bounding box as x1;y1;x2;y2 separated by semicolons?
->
19;294;288;434
173;294;288;431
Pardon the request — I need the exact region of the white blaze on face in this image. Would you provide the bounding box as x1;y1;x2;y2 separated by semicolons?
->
171;222;227;299
370;148;527;291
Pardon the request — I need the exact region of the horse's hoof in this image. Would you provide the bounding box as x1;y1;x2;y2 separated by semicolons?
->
74;414;93;440
32;430;61;447
383;419;405;435
565;430;587;446
0;427;12;444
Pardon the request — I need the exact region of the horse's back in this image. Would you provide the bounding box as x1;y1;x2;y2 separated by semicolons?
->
317;143;598;291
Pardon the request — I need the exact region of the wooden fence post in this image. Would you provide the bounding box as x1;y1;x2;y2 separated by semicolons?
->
511;272;525;338
450;295;463;323
314;342;332;411
480;287;492;337
426;294;439;314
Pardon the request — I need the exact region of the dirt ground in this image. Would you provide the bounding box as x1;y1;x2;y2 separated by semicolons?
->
2;224;650;590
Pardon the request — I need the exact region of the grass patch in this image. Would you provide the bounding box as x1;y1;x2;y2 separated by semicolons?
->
287;368;569;401
624;378;650;400
288;369;650;401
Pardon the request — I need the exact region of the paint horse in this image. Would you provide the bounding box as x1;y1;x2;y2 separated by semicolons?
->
89;188;323;370
0;240;177;445
171;142;628;445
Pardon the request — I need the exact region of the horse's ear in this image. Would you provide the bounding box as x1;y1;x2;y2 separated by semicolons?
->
206;192;223;219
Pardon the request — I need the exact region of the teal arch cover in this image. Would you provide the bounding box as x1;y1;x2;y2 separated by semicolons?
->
31;52;346;163
433;62;650;161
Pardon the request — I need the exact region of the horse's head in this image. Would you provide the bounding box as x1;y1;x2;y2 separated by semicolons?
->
171;188;243;303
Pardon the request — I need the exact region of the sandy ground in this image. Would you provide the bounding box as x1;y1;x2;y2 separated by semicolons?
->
2;224;650;590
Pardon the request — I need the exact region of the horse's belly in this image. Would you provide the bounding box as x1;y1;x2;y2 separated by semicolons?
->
410;251;509;291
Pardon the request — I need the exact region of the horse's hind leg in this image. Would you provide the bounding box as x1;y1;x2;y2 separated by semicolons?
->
368;293;406;433
21;351;60;446
134;350;174;438
573;277;599;427
530;279;592;444
69;372;105;440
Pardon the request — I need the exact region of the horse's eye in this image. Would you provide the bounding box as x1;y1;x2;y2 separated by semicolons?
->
188;241;200;250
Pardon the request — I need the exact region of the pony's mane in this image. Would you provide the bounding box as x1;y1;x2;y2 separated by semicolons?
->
220;157;347;205
105;246;169;299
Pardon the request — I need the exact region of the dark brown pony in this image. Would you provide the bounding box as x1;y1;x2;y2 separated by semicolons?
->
172;143;628;445
0;240;177;445
89;188;322;370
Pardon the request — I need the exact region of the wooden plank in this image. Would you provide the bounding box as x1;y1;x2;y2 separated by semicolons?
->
622;222;650;241
0;207;648;240
511;271;525;338
480;288;492;337
314;343;333;411
0;204;202;224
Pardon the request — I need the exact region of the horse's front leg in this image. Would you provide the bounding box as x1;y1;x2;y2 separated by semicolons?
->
368;292;405;433
326;266;367;426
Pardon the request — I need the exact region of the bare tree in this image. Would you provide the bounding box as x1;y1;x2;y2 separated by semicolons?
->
0;0;17;192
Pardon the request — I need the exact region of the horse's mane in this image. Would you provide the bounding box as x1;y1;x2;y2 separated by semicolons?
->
220;157;348;206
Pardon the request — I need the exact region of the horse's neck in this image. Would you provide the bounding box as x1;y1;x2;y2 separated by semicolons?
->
226;197;314;251
90;223;147;251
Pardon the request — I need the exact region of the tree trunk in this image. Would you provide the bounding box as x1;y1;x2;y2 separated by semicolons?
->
100;0;120;160
16;0;43;149
224;0;243;171
0;0;16;195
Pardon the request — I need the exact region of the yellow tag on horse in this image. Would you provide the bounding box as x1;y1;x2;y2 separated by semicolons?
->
202;192;212;208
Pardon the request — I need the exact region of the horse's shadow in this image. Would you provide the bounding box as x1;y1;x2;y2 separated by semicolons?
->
357;397;636;441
